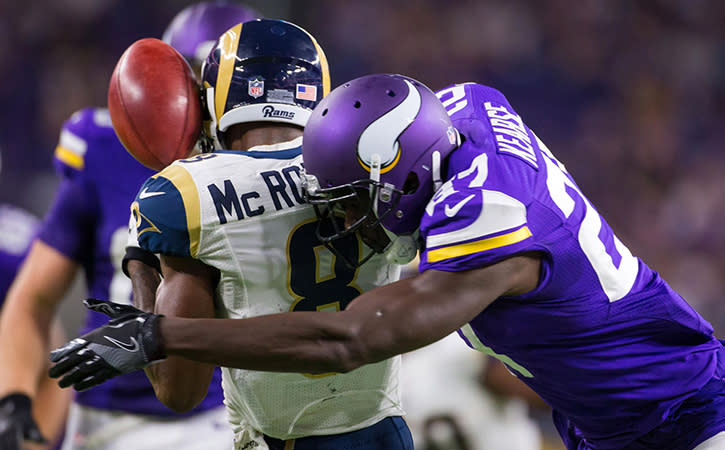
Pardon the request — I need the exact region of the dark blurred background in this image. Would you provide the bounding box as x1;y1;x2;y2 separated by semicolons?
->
2;1;723;448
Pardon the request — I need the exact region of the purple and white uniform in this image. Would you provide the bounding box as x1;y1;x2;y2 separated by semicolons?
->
421;83;725;450
38;107;224;416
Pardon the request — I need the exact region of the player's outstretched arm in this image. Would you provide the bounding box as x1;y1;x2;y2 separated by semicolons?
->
0;241;76;447
50;253;540;383
158;253;541;373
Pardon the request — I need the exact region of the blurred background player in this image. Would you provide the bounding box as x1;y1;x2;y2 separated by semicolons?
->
0;3;260;449
401;334;541;450
87;18;412;450
0;163;71;449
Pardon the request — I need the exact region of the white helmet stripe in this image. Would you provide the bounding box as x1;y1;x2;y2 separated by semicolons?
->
219;103;311;130
357;79;422;168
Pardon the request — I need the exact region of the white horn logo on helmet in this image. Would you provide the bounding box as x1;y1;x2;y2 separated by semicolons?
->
356;80;422;174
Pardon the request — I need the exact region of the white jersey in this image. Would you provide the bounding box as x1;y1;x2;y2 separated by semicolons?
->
132;137;404;439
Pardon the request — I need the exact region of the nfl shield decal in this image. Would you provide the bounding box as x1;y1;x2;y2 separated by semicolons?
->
248;77;264;98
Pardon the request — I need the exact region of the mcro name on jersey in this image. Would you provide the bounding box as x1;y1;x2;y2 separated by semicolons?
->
484;102;538;169
208;166;305;224
262;105;295;120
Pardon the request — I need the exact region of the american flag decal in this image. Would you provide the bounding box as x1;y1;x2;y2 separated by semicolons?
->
296;84;317;101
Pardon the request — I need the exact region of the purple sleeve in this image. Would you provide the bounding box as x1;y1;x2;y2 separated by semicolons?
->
36;176;96;262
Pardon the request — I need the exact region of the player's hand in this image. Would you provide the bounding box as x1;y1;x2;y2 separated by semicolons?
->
48;299;165;391
0;393;46;449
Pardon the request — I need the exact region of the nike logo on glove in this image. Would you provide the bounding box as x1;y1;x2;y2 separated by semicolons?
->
104;336;140;352
444;194;475;217
139;188;165;199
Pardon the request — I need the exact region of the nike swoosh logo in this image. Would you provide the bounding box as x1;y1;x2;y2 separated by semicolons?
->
104;335;140;352
139;188;165;199
444;194;475;217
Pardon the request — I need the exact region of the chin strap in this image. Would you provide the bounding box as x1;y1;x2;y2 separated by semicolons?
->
432;150;443;192
370;153;382;216
368;152;419;265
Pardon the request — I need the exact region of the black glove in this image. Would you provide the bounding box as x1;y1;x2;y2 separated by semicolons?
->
0;393;46;449
48;298;165;391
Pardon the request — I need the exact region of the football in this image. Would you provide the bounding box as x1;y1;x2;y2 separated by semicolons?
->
108;38;201;171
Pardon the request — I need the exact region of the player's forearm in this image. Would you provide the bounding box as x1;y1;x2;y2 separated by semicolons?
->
158;311;365;374
0;295;55;396
0;241;76;396
149;256;216;409
157;267;514;374
157;273;462;373
127;259;161;312
33;319;73;442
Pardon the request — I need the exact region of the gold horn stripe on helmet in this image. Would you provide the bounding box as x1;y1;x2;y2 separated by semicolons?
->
305;31;330;97
356;145;402;174
214;23;243;123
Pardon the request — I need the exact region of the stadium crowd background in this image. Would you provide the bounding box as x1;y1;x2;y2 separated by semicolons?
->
0;0;723;447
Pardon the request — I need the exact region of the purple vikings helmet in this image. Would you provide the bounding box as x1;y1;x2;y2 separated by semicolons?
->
162;2;260;71
303;74;460;266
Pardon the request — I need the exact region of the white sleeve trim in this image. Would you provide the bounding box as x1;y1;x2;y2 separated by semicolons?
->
426;189;527;249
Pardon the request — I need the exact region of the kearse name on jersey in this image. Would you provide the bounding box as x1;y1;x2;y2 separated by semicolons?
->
484;102;538;169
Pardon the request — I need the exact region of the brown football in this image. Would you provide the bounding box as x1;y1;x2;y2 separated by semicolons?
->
108;38;201;171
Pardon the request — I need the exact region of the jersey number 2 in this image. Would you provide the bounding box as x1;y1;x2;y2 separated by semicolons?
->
538;136;638;302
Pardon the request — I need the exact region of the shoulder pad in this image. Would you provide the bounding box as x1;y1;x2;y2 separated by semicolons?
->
436;82;512;120
132;164;200;258
53;107;116;179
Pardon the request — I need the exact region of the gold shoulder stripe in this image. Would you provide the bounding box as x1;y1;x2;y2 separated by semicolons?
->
426;225;532;263
160;165;201;258
215;23;243;123
54;146;84;170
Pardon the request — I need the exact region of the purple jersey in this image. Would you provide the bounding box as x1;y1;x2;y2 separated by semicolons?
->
37;107;224;416
421;84;723;449
0;204;38;301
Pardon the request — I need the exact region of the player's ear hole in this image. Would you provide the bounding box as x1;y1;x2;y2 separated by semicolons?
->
403;172;419;194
